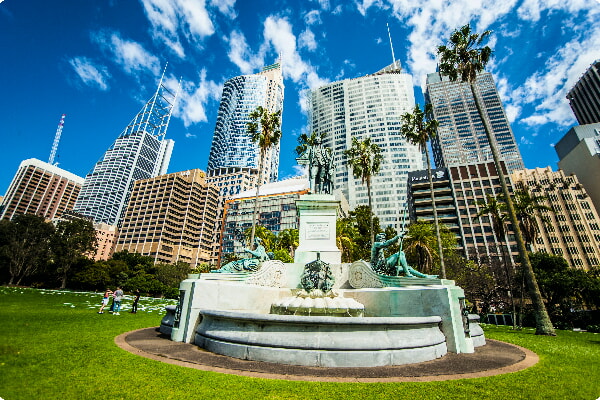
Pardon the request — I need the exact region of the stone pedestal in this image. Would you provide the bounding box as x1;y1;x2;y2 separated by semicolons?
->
294;194;341;265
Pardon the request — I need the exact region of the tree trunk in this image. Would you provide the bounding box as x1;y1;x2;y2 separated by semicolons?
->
367;177;374;246
425;147;446;279
501;232;517;330
470;82;555;335
249;149;266;249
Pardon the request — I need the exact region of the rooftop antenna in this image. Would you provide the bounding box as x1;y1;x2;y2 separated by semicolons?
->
387;23;397;67
49;114;66;166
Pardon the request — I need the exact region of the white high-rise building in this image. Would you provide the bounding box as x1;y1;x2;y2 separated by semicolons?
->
309;61;425;228
73;72;176;226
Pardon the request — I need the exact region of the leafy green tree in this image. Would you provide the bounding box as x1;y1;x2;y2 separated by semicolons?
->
72;259;112;291
247;106;282;248
350;205;381;261
154;261;190;289
112;250;154;272
401;103;446;278
383;225;400;257
0;214;55;285
295;131;326;157
52;218;98;289
336;217;359;263
276;229;299;259
243;225;277;252
512;190;552;251
343;137;383;246
438;23;555;336
404;220;456;275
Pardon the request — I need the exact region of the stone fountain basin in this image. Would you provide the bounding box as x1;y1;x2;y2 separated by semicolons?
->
194;309;448;367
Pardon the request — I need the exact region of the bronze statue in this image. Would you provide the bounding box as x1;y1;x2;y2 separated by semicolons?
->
213;237;270;273
302;136;334;194
370;232;437;278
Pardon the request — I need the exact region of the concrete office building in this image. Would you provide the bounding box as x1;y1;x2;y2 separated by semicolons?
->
73;73;176;226
512;167;600;270
0;158;83;221
555;123;600;214
425;72;524;174
309;60;424;229
566;60;600;125
115;169;219;267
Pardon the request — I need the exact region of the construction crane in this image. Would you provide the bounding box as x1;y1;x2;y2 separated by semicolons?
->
48;114;66;166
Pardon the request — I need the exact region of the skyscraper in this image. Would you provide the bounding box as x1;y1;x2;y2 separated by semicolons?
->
309;61;424;228
115;169;219;267
73;72;176;226
207;62;284;189
566;60;600;125
425;72;524;174
0;158;84;220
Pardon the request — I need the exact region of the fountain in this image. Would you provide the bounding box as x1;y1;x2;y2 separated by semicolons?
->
160;143;484;367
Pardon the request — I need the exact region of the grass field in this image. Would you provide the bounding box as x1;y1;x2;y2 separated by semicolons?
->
0;286;599;400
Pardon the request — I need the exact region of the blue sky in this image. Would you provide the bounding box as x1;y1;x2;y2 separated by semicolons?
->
0;0;598;194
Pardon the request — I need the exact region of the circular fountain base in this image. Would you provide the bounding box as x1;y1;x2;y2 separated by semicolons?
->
194;309;447;367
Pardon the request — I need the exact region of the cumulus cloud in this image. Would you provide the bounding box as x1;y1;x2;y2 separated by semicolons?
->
93;31;161;76
304;10;322;25
139;0;220;58
68;57;111;91
299;29;317;51
170;69;222;127
226;30;264;74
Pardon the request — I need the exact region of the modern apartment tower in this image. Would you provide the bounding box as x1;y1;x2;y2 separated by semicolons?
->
309;61;425;228
115;169;219;267
207;62;284;189
73;71;176;226
566;60;600;125
425;72;524;174
0;158;84;220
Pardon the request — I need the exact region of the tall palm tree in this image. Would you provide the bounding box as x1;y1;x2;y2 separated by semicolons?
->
295;131;327;157
438;23;555;335
401;103;446;278
247;106;282;248
343;137;383;245
476;194;516;329
512;189;552;251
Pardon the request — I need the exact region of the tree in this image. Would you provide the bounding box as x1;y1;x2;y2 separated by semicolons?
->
247;106;282;248
336;217;359;263
476;194;516;328
512;189;552;251
0;214;54;285
438;23;555;335
276;229;299;259
52;218;98;289
350;205;381;261
343;137;383;245
295;131;326;157
401;103;446;278
403;220;457;275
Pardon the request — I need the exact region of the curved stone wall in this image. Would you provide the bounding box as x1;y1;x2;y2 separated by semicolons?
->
195;310;448;367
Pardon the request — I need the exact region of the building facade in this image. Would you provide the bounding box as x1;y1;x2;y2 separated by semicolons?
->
555;123;600;215
115;169;219;267
93;223;118;261
512;167;600;270
425;72;524;174
207;62;284;185
566;60;600;125
73;74;176;226
0;158;84;221
309;61;425;229
407;162;519;267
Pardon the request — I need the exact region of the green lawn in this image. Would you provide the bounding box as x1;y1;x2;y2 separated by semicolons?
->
0;287;598;400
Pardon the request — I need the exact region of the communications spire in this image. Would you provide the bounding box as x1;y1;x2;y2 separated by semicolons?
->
387;23;396;66
49;114;66;165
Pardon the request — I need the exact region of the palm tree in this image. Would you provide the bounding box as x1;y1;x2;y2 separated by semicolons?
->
295;131;326;157
476;194;516;329
343;137;383;245
336;217;359;263
277;229;299;259
512;189;552;251
401;103;446;278
438;23;555;335
247;106;282;248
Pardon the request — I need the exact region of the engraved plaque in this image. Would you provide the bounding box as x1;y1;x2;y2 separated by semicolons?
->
306;222;329;240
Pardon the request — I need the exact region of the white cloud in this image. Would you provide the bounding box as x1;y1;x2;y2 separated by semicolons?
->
171;69;222;127
299;29;317;51
209;0;237;19
226;30;265;74
139;0;217;58
94;31;161;76
68;57;111;91
305;10;322;25
185;132;197;138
